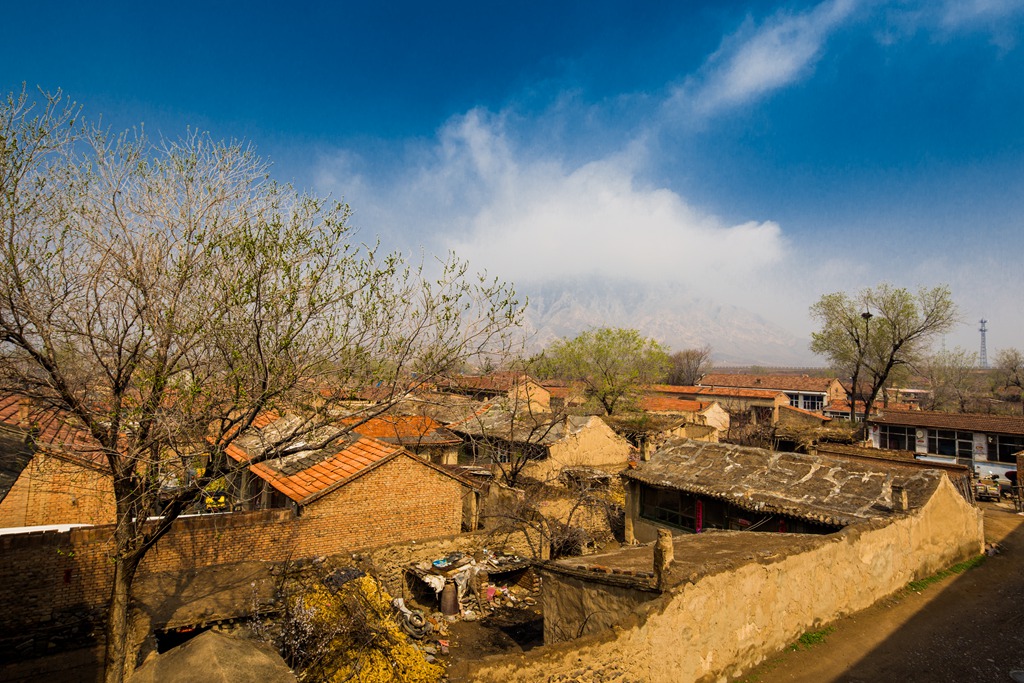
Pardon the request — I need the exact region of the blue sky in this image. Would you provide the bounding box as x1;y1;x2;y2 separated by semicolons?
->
4;0;1024;357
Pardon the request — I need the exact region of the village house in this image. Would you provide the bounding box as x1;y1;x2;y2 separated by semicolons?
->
449;407;631;483
463;438;983;683
698;373;847;412
621;439;944;542
0;397;115;528
869;408;1024;480
442;372;551;413
342;414;462;465
646;384;788;425
224;412;481;531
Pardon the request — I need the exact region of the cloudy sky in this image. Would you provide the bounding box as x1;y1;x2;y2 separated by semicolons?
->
3;0;1024;358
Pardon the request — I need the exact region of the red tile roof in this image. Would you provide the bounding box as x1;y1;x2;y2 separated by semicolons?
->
699;374;839;393
640;397;712;414
869;409;1024;435
0;395;107;469
225;433;402;504
342;415;461;446
445;372;540;393
648;385;786;400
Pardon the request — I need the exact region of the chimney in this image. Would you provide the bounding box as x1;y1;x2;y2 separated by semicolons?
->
892;484;908;512
653;528;674;590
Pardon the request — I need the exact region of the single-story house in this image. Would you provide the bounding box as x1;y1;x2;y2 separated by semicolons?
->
869;409;1024;480
224;412;480;532
698;373;847;412
0;396;115;528
342;414;462;465
645;385;788;425
450;408;631;483
442;372;551;413
622;438;949;543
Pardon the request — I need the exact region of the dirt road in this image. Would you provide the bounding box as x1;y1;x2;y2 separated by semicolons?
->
737;503;1024;683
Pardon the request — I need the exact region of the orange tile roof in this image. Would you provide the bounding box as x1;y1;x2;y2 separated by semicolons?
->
342;415;461;446
225;434;402;504
648;385;786;400
699;373;839;393
0;395;107;468
640;397;711;413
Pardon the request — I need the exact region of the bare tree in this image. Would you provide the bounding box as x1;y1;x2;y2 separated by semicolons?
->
665;346;713;386
0;89;522;682
994;348;1024;414
918;347;979;412
810;283;957;426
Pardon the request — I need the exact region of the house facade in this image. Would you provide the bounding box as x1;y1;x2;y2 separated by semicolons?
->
698;373;847;412
0;398;115;528
622;438;949;544
869;409;1024;479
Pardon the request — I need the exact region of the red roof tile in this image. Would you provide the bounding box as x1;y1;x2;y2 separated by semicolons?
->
342;415;461;446
699;373;839;393
0;395;107;468
640;397;711;413
648;385;786;400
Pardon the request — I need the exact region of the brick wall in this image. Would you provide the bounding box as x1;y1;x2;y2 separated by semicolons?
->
0;454;115;528
0;453;470;648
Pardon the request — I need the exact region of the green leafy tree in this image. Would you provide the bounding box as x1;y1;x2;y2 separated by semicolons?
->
0;89;522;682
810;283;957;425
534;328;670;415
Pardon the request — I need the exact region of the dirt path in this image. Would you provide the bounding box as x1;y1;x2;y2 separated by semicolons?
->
736;503;1024;683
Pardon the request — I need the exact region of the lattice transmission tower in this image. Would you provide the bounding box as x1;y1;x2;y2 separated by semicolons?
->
979;319;988;369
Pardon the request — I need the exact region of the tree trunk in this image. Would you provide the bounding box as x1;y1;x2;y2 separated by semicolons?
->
103;546;142;683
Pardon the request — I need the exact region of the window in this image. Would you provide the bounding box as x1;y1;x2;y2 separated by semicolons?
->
640;486;696;531
990;435;1024;464
879;425;915;451
927;430;974;460
786;393;800;407
802;395;824;411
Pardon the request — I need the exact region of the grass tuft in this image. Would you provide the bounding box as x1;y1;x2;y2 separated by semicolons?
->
789;626;835;651
906;555;985;593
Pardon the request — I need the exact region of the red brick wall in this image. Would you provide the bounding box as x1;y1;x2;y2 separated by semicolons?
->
0;453;468;643
0;454;116;528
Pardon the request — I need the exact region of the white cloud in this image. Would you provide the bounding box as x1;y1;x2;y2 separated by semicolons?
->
670;0;858;118
314;110;792;310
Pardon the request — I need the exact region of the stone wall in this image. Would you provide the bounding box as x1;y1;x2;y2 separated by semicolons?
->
467;475;983;683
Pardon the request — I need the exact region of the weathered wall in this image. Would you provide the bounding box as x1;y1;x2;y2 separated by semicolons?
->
699;404;730;433
0;454;115;528
540;571;658;643
533;418;630;482
468;476;983;683
0;454;475;650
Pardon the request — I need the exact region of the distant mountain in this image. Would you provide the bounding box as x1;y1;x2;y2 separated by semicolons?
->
518;278;816;367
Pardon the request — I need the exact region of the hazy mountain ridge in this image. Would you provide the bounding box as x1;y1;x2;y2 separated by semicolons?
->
519;279;816;367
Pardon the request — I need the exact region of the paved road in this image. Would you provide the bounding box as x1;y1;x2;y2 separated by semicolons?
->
737;504;1024;683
